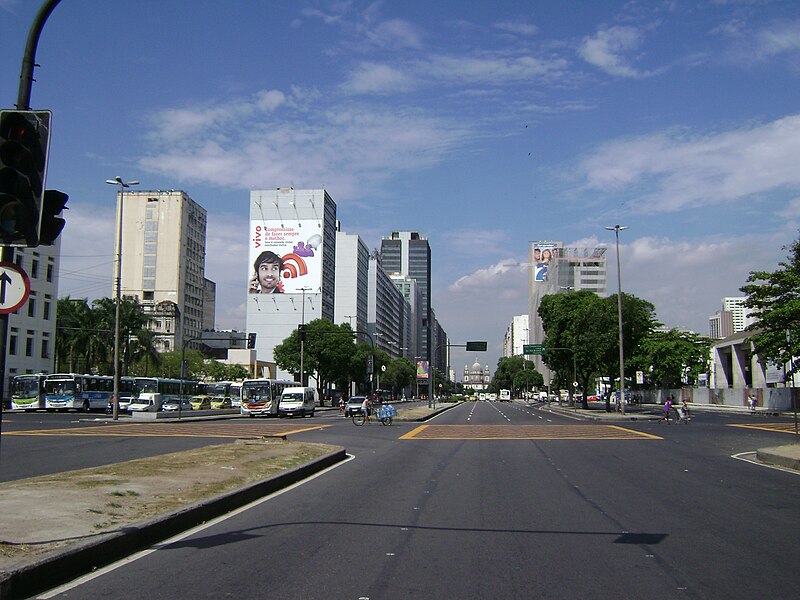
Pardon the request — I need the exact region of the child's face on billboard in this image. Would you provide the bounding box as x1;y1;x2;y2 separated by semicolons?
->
258;261;281;291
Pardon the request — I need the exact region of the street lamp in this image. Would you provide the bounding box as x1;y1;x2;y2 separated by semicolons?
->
606;224;628;414
106;176;139;420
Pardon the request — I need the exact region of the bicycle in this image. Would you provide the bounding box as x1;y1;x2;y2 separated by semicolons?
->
352;412;366;426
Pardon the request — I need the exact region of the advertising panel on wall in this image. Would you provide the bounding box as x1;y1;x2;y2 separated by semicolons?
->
530;241;562;283
416;360;430;380
248;220;323;294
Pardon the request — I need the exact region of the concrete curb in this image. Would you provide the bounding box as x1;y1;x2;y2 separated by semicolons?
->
756;445;800;471
0;448;347;600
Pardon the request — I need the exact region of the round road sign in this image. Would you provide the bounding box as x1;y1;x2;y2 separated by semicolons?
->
0;261;31;314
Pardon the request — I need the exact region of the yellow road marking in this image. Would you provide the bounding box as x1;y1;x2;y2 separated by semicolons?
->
5;422;329;439
729;423;800;435
399;424;661;440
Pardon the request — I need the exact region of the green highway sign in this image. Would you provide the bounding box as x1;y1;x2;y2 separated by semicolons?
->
465;341;488;351
523;344;545;355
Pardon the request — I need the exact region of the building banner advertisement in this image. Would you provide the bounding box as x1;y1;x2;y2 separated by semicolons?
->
248;220;323;294
531;242;561;283
416;360;429;380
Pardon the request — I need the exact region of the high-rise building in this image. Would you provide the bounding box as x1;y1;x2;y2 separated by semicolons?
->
504;315;530;358
334;231;369;335
4;246;60;398
246;188;337;380
709;297;752;339
528;242;608;383
380;231;431;361
116;190;213;352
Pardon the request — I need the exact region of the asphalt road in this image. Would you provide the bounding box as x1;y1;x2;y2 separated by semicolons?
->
13;401;798;600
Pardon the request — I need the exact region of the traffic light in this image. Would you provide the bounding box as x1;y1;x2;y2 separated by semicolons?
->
297;324;307;342
0;110;51;247
38;189;67;245
247;332;257;349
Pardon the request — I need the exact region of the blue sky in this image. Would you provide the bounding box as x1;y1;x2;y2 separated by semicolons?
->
2;0;798;374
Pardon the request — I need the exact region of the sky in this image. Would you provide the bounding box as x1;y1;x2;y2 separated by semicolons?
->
1;0;798;376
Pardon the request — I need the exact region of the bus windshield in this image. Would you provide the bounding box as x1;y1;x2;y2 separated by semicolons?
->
13;377;41;397
44;379;75;395
242;383;272;401
135;378;158;394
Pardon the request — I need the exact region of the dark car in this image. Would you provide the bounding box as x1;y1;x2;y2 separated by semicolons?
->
345;396;366;417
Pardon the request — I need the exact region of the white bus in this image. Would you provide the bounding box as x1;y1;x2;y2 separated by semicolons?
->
499;389;511;402
11;374;47;411
44;374;135;412
134;377;202;405
241;378;299;417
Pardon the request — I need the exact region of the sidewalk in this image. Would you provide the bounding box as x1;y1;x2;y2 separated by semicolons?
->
535;400;800;472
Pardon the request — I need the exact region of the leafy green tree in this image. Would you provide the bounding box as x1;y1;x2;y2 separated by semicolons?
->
383;357;415;397
492;356;544;398
741;235;800;380
628;329;711;389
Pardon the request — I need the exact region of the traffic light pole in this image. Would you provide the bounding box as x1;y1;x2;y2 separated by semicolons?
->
1;0;63;427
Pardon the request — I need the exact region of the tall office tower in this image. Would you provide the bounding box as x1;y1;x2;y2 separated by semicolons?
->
334;231;370;335
368;250;410;358
389;273;422;360
528;242;608;384
116;190;213;352
722;297;751;333
504;314;530;358
4;246;60;397
246;188;337;380
380;231;431;362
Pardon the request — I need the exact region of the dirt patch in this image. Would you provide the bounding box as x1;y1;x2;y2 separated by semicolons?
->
0;439;339;571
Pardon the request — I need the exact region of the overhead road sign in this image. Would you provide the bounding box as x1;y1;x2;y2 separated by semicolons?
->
524;344;545;355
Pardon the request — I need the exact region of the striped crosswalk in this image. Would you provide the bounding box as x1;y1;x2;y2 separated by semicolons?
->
6;421;329;439
399;424;662;440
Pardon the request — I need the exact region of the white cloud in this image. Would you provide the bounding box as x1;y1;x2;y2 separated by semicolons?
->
578;25;649;78
342;62;417;94
422;53;568;84
449;259;527;292
579;114;800;212
493;20;539;37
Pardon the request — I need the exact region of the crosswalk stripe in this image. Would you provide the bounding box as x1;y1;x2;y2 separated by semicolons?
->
728;423;799;435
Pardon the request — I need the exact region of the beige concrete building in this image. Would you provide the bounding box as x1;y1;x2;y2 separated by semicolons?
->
115;190;214;352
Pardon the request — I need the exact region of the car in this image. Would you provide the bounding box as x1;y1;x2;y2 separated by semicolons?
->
161;398;194;412
210;396;232;409
190;396;211;410
345;396;366;417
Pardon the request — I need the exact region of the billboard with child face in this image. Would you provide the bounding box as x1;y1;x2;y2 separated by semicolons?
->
248;220;323;294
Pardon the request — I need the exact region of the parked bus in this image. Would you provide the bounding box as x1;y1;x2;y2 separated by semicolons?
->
11;374;47;411
44;374;135;412
134;377;202;405
240;378;299;417
198;381;242;409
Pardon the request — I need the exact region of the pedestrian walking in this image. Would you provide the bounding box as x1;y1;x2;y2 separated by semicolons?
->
748;393;757;415
662;396;674;424
679;399;690;424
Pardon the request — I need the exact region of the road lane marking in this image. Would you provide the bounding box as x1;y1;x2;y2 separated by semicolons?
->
399;424;661;440
728;423;800;435
5;422;329;439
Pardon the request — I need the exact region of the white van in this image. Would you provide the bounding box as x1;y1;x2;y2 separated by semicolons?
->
128;392;163;412
278;387;318;417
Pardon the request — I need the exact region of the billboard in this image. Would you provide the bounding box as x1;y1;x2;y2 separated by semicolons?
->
248;220;323;294
531;241;561;283
416;360;430;380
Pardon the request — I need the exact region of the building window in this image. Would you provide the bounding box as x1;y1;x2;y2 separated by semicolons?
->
9;335;17;355
31;259;39;278
26;337;34;357
43;301;51;320
41;339;49;359
27;297;36;318
47;263;54;282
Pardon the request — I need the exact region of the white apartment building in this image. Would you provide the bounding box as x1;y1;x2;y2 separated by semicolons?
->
333;231;369;335
116;190;213;352
504;314;530;358
709;296;753;339
245;188;337;381
3;245;59;398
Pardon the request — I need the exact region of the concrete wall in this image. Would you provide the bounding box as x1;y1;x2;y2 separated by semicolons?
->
639;387;798;411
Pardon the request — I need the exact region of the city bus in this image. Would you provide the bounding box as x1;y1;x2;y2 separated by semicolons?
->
499;389;511;402
199;381;243;409
134;377;202;405
240;378;299;417
44;374;136;412
11;374;47;411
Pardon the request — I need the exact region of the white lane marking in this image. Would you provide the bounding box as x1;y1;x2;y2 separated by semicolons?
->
37;455;355;598
732;451;800;475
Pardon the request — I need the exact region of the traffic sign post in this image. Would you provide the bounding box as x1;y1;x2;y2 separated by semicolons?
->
0;261;31;314
524;344;545;355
